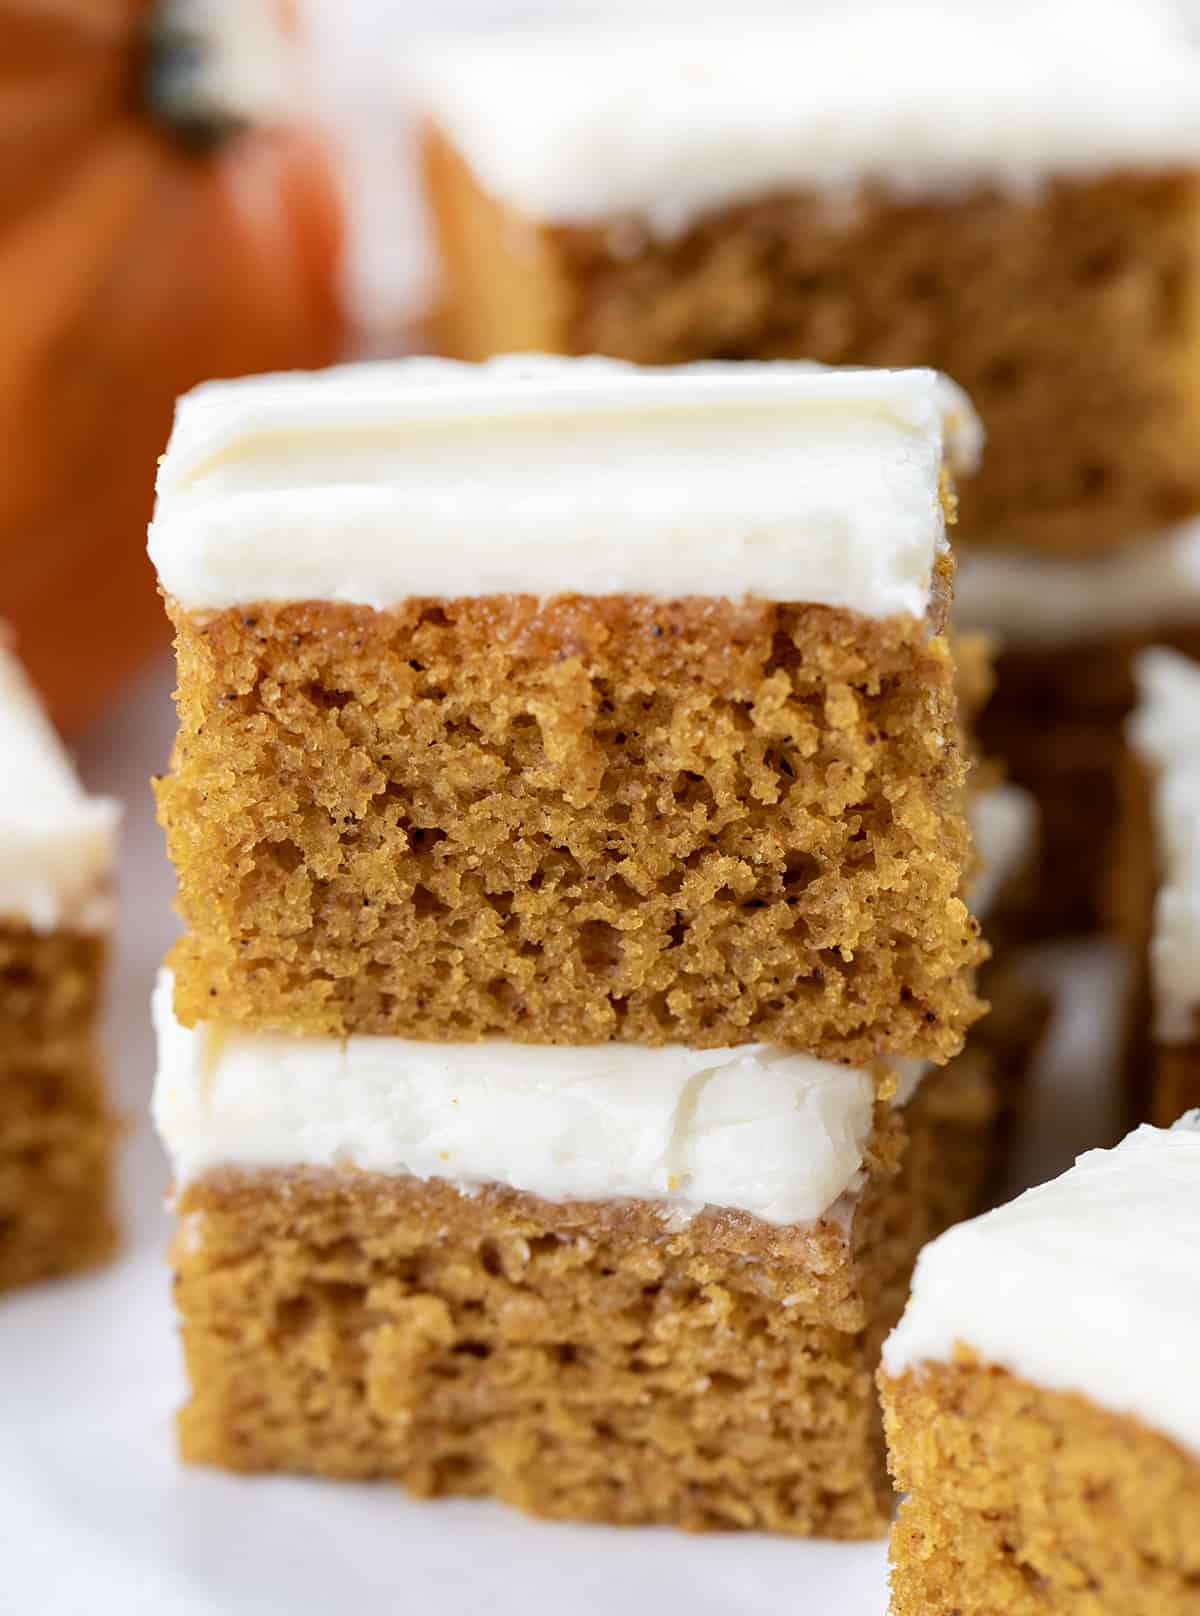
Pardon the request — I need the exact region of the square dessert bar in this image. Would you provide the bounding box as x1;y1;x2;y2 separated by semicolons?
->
417;13;1200;557
152;357;986;1064
880;1118;1200;1616
0;646;119;1288
153;780;1041;1536
157;1022;920;1538
1116;648;1200;1124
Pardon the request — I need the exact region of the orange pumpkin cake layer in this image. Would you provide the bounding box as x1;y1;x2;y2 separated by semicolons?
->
160;592;982;1058
0;926;117;1291
0;645;119;1289
416;14;1200;559
151;358;985;1059
168;1105;928;1537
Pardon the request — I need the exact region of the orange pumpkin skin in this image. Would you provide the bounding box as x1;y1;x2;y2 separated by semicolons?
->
2;0;344;733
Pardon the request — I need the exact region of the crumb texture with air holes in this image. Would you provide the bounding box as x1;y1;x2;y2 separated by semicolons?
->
427;134;1200;559
157;592;983;1063
170;1106;934;1536
881;1356;1200;1616
0;924;117;1290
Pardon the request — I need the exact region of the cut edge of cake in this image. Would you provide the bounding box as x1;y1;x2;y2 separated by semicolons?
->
879;1114;1200;1612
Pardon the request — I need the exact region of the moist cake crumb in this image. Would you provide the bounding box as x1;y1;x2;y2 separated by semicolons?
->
160;594;984;1059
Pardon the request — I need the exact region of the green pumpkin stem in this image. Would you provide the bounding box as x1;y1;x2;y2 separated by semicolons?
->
142;0;287;153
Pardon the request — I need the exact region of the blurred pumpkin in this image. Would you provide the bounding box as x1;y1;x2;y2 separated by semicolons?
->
1;0;344;733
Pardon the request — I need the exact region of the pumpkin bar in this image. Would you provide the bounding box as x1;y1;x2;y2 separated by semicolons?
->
151;356;986;1064
0;643;119;1289
1115;648;1200;1125
152;777;1038;1536
960;520;1200;936
154;980;921;1537
416;11;1200;559
879;1115;1200;1615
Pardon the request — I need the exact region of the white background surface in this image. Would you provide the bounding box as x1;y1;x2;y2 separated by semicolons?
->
0;660;1126;1616
1;2;1143;1607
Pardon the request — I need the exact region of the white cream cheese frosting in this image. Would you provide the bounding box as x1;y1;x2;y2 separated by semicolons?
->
883;1115;1200;1458
0;647;118;933
413;10;1200;237
956;520;1200;649
152;972;877;1224
1129;649;1200;1042
148;355;979;618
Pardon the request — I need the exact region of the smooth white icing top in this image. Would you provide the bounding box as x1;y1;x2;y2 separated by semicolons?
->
0;647;118;932
883;1115;1200;1457
152;972;877;1224
957;519;1200;648
148;355;979;617
413;11;1200;235
1129;649;1200;1042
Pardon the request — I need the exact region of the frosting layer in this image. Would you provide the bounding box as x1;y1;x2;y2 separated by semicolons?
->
414;10;1200;235
883;1116;1200;1458
956;520;1200;648
152;972;875;1225
148;355;977;617
0;647;118;932
1130;649;1200;1042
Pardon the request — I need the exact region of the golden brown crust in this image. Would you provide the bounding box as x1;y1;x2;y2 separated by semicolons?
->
158;594;985;1061
424;125;1200;559
0;925;118;1290
881;1357;1200;1615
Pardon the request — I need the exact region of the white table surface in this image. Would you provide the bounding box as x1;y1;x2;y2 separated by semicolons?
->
0;657;1127;1616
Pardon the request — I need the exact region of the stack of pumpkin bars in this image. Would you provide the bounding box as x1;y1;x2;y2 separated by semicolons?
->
141;0;1200;1553
149;352;1040;1533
